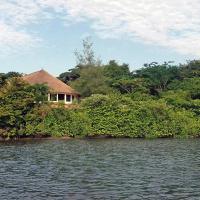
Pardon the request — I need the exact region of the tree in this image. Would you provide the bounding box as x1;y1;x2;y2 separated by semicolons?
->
0;73;6;87
103;60;136;94
58;70;80;84
112;78;148;94
58;37;101;84
135;62;180;94
74;37;101;67
104;60;132;80
0;78;49;137
180;60;200;78
0;71;21;87
25;84;49;102
70;66;113;97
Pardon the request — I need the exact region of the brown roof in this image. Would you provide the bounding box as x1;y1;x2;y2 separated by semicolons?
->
22;69;79;95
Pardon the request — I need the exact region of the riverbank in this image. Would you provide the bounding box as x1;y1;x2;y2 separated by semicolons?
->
1;73;200;140
0;133;199;142
0;135;73;142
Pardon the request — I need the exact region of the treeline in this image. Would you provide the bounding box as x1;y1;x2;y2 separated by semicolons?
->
0;38;200;139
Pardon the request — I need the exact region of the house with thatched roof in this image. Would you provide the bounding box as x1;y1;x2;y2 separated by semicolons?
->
23;69;80;104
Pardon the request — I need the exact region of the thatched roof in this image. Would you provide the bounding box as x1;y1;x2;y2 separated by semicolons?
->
23;69;79;96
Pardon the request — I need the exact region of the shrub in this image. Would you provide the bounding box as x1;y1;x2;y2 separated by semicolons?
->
42;108;91;137
81;94;200;138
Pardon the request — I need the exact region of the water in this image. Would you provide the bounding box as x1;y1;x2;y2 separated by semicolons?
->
0;139;200;200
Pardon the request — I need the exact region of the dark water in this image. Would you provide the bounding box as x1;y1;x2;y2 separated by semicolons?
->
0;139;200;200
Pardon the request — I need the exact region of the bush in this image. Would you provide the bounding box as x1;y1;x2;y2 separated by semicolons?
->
81;94;200;138
0;78;50;138
42;108;91;137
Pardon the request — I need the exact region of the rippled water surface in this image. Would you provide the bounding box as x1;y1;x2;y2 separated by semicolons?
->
0;139;200;200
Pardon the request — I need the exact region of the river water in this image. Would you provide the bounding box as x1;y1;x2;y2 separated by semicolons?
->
0;139;200;200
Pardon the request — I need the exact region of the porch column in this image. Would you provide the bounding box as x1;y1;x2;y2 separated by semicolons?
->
69;95;71;103
64;94;67;104
70;95;73;104
48;93;50;102
56;94;58;102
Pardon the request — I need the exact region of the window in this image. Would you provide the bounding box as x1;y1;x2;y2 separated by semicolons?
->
66;95;71;102
58;94;65;102
50;94;57;101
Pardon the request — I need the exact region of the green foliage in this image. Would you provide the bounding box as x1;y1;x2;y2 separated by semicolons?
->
162;90;200;116
26;84;49;102
103;60;136;94
103;60;132;80
74;36;101;67
42;108;91;137
0;71;21;87
180;60;200;78
58;70;80;84
166;78;200;115
112;78;149;94
58;37;101;85
168;78;200;100
0;78;50;138
1;57;200;139
135;62;180;94
81;94;200;138
70;66;113;97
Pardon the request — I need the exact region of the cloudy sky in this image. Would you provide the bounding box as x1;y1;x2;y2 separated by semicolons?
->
0;0;200;75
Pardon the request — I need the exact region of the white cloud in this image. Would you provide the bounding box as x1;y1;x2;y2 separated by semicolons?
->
0;0;42;53
0;0;41;26
1;0;200;56
0;21;38;46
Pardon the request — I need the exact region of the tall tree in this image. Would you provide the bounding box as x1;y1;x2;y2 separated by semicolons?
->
74;37;101;67
180;60;200;78
58;37;101;84
103;60;136;94
135;62;180;94
103;60;132;80
70;66;113;97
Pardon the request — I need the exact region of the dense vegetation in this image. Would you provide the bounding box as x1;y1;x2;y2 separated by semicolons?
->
0;38;200;139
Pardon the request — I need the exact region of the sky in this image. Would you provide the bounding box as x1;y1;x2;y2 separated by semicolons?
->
0;0;200;76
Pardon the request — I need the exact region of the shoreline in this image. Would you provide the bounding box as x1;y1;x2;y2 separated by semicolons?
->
0;134;198;142
0;135;72;142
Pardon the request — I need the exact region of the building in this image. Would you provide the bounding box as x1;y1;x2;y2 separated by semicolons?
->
23;69;80;104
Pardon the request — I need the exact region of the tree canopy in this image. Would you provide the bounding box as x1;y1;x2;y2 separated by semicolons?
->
1;39;200;139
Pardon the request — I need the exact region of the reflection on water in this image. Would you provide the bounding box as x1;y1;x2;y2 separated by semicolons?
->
0;138;200;199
